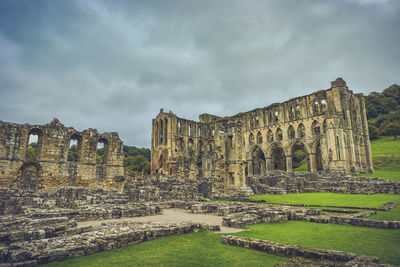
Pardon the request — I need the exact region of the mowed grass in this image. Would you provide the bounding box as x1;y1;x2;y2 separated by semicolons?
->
293;159;309;173
250;192;400;208
234;221;400;265
368;204;400;221
43;231;287;267
357;136;400;182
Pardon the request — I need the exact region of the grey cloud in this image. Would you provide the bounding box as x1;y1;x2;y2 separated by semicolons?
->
0;0;399;147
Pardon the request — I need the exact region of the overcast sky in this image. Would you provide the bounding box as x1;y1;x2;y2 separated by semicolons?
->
0;0;399;147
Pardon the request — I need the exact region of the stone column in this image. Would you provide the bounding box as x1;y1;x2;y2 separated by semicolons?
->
309;153;317;172
286;155;293;172
266;157;272;171
247;161;253;176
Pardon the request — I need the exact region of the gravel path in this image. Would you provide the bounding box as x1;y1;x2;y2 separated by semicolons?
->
78;208;244;233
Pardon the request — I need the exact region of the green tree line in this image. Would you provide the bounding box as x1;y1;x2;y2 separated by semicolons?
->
365;84;400;140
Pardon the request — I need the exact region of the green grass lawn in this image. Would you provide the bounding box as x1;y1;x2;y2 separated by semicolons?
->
356;136;400;182
368;204;400;221
250;192;400;208
43;231;287;267
293;158;309;173
234;221;400;265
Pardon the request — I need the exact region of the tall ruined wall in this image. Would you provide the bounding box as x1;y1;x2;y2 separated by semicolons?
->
151;78;373;191
0;118;125;190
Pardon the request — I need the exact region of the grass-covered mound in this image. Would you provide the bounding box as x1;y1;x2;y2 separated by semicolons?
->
234;221;400;265
43;231;287;267
250;192;400;208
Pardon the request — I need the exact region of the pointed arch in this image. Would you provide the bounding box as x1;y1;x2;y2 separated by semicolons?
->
289;140;311;173
266;143;286;171
267;129;274;143
312;120;320;136
251;145;266;175
256;131;263;144
298;123;306;138
287;125;295;140
312;138;324;171
249;133;255;145
276;128;283;141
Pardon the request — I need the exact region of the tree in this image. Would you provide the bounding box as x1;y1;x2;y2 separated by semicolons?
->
380;122;400;140
123;155;150;177
368;124;379;140
26;144;36;159
68;144;78;162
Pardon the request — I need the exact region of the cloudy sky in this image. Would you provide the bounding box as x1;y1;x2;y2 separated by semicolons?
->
0;0;399;147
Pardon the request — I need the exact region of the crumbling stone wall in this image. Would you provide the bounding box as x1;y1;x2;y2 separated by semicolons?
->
0;118;125;190
123;176;213;202
151;78;374;192
246;171;400;195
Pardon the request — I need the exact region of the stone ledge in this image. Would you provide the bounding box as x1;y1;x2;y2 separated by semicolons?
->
1;222;219;266
220;235;392;266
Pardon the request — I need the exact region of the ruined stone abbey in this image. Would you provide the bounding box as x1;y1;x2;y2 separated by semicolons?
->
151;78;374;190
0;118;125;191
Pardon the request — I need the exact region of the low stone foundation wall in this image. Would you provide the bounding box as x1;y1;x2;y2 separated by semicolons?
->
24;203;162;222
1;222;219;266
222;206;320;228
247;171;400;195
307;215;400;229
221;235;390;266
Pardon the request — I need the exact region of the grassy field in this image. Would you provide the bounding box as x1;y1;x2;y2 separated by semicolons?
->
250;192;400;208
293;158;309;173
43;231;287;267
234;221;400;265
357;136;400;181
368;204;400;221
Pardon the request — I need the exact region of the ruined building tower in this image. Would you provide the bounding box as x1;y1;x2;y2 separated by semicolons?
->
151;78;373;191
0;118;125;191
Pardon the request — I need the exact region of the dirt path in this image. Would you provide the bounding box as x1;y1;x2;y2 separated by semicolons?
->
78;209;244;233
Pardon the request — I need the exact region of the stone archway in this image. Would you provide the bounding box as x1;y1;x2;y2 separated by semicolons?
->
251;146;266;175
290;140;311;172
267;144;286;171
271;146;286;171
313;139;324;171
19;163;40;191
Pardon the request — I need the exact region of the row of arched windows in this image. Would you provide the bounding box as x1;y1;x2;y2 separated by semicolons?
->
247;96;329;130
248;120;325;146
25;129;108;164
177;137;212;153
155;118;168;146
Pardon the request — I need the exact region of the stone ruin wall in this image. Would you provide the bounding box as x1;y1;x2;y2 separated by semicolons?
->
0;118;125;191
151;78;374;192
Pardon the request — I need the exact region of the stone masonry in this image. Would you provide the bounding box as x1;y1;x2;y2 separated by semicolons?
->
151;78;374;192
0;118;125;190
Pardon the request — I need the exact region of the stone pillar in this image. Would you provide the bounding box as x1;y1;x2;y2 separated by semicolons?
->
266;157;272;171
309;153;317;172
286;155;293;172
247;161;253;176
